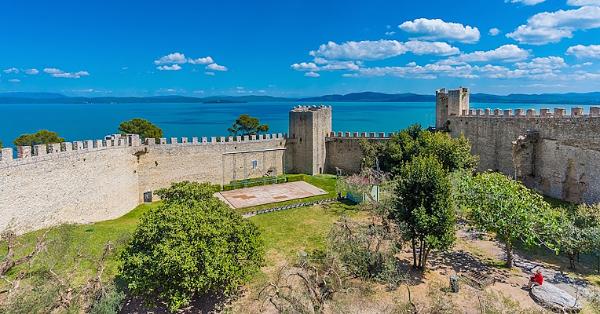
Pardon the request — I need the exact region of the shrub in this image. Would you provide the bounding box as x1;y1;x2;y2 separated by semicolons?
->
89;284;126;314
327;217;401;285
119;182;264;311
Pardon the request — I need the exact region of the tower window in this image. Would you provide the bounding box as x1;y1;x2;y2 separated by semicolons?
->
252;160;258;169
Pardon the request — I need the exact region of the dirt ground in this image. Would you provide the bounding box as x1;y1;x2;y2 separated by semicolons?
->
229;223;600;313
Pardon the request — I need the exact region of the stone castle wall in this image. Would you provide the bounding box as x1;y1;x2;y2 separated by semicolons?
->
0;133;287;234
137;135;286;202
325;131;391;174
447;107;600;204
0;138;140;233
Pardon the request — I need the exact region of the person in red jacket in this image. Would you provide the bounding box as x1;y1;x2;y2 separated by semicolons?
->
527;268;544;289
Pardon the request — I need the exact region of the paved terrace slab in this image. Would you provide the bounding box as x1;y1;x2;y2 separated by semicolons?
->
216;181;327;209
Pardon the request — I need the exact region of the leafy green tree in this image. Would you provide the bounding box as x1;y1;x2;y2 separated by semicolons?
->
228;114;269;136
118;118;163;140
361;124;477;175
460;172;560;268
154;181;220;206
558;204;600;270
13;130;64;147
390;155;456;270
120;181;264;312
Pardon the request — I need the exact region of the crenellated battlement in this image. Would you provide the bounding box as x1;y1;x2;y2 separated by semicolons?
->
458;106;600;118
144;132;286;146
291;104;332;112
326;131;392;139
440;86;600;204
0;132;287;168
0;134;141;168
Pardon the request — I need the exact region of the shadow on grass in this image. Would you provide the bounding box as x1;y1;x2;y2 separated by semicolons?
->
119;291;231;314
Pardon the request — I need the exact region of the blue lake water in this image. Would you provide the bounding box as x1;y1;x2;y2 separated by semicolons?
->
0;101;594;148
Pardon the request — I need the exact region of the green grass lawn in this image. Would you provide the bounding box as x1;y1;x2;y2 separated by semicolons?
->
0;174;350;295
250;201;361;261
0;202;160;288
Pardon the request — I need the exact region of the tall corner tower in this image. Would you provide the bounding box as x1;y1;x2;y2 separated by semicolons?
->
286;105;333;175
436;87;469;129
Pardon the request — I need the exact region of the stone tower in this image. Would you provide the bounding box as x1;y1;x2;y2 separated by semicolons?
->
436;87;469;129
286;105;332;175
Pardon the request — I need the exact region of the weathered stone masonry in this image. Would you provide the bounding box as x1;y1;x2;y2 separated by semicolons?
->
0;133;286;234
0;104;390;234
438;88;600;204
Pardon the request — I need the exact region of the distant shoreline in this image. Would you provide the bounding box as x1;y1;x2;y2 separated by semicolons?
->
1;91;599;105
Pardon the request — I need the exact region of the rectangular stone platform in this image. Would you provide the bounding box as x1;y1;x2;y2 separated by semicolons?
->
216;181;327;209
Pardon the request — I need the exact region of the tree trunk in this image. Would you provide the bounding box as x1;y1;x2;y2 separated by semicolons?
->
568;253;576;270
505;242;514;268
418;240;425;269
422;246;431;271
411;238;417;268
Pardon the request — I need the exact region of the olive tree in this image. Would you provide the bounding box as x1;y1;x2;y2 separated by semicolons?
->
460;172;559;268
120;181;264;311
390;155;456;270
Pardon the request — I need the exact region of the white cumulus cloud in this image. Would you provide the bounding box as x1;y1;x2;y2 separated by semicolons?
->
3;67;19;74
506;0;546;5
515;56;566;71
310;40;407;60
188;56;214;65
154;52;187;65
156;64;182;71
309;39;459;61
454;44;530;62
291;62;319;71
8;78;20;83
25;68;39;75
398;18;480;43
507;6;600;44
43;68;89;78
568;0;600;6
566;44;600;58
153;53;226;73
305;71;320;77
206;63;227;71
489;28;501;36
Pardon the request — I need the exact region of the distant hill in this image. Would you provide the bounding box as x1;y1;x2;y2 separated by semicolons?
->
299;92;434;102
0;95;294;104
302;91;600;104
471;92;600;104
0;92;67;99
1;91;600;104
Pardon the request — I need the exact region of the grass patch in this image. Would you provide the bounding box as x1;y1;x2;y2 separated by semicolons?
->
249;201;361;261
0;202;159;288
1;178;361;311
234;174;338;215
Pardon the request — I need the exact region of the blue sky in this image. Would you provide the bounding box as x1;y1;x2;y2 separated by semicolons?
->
1;0;600;96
